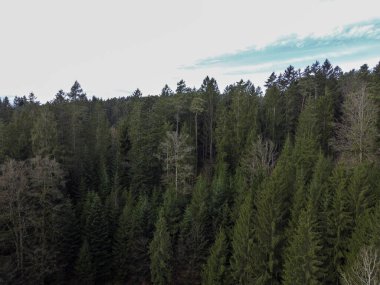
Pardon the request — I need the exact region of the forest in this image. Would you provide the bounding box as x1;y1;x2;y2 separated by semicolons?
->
0;59;379;285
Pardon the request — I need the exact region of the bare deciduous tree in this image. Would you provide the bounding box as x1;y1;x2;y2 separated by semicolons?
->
0;160;29;281
158;131;193;194
0;157;65;283
341;246;380;285
333;82;377;164
241;135;276;184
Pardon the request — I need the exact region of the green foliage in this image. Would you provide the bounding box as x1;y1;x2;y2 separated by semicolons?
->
201;228;228;285
253;137;294;284
177;176;210;284
150;211;172;285
347;163;376;222
83;192;111;281
283;204;324;285
31;107;58;157
0;60;379;285
230;192;256;284
75;240;94;284
112;191;134;281
323;165;351;283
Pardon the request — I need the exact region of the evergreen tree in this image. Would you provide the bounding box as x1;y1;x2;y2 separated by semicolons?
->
230;192;256;284
112;191;134;281
201;228;228;285
149;211;172;285
161;84;173;96
283;204;324;285
84;192;111;281
127;195;152;284
68;81;87;101
324;164;351;283
347;163;376;222
75;240;94;284
31;107;58;157
57;199;81;280
253;137;294;284
177;176;210;284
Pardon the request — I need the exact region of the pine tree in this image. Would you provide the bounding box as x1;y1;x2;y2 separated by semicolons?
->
324;164;351;283
68;81;87;101
75;240;94;284
177;176;210;284
31;107;58;157
253;137;294;284
113;191;134;281
127;195;152;284
347;163;376;222
56;199;81;279
149;210;172;285
201;228;228;285
210;161;231;234
230;192;256;284
283;204;324;285
84;192;111;281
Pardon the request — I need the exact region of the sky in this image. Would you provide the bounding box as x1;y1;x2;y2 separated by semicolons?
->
0;0;379;102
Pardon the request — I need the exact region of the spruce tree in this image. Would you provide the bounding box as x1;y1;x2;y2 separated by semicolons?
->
230;192;256;284
283;204;324;285
201;228;228;285
84;192;111;281
254;137;294;284
112;191;134;281
323;164;351;283
75;240;94;284
347;163;376;222
149;210;172;285
177;175;210;284
127;195;152;284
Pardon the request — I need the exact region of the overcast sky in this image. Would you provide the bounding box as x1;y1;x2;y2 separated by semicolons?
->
1;0;379;102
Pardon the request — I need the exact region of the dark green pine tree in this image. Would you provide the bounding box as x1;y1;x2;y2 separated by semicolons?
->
307;153;332;216
347;163;376;222
323;164;351;284
283;203;324;285
288;102;320;233
84;192;112;282
149;210;172;285
210;161;231;235
177;175;210;285
253;137;294;284
117;118;131;190
75;239;94;285
201;228;228;285
68;81;87;101
56;199;81;280
160;186;185;244
112;191;134;282
127;195;152;284
230;192;256;284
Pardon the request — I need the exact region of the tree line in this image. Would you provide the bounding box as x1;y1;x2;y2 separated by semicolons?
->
0;59;379;284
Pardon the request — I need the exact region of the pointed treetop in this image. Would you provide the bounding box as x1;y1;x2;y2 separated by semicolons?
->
68;81;87;101
200;76;219;94
176;79;191;94
161;84;173;96
132;88;142;97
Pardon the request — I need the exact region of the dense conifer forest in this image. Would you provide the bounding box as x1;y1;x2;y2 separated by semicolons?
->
0;59;379;284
